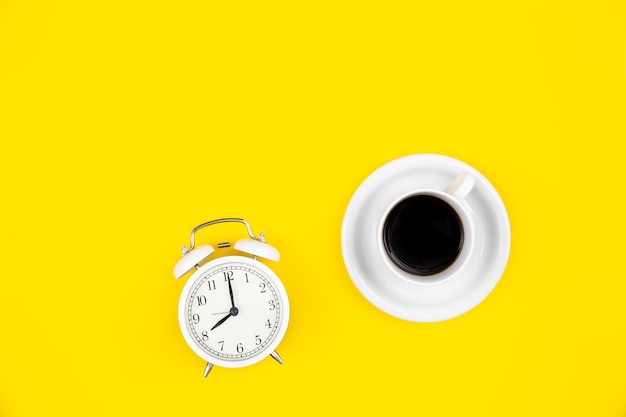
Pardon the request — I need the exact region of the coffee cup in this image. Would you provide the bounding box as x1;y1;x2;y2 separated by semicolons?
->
379;172;476;285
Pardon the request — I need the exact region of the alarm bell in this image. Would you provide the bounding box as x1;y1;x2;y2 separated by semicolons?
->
234;239;280;262
174;244;215;279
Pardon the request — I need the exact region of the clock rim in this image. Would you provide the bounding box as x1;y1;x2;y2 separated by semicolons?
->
177;255;290;368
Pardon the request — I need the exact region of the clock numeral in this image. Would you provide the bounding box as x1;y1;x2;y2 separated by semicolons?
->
245;273;249;283
201;331;209;341
265;319;272;329
268;300;276;310
197;295;206;306
207;280;216;291
218;341;224;351
255;335;262;345
192;314;200;324
223;271;233;282
236;343;244;353
259;283;266;293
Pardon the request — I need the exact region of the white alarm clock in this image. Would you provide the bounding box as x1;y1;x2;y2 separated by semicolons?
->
173;218;290;377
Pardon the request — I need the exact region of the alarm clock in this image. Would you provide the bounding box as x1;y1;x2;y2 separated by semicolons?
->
173;218;290;377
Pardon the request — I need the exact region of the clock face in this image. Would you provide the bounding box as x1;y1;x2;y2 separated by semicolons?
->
178;256;289;368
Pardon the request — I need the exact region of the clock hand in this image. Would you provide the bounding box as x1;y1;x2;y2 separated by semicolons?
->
211;278;240;331
210;305;239;331
227;275;236;309
210;312;231;331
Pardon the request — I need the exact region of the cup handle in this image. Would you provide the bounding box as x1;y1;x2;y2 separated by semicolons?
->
443;172;475;200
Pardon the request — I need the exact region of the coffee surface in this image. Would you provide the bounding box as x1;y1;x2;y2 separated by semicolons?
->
383;195;463;276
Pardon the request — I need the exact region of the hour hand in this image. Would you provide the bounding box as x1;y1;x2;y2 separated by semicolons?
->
210;305;239;331
210;313;231;331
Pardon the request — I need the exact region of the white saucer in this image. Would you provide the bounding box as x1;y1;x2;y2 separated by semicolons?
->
341;154;511;322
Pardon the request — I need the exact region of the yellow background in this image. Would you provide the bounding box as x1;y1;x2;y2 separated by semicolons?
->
1;0;625;416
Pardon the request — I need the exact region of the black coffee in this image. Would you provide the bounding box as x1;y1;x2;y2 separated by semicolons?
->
383;195;463;276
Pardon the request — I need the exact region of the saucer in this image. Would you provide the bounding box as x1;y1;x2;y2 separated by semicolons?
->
341;154;511;322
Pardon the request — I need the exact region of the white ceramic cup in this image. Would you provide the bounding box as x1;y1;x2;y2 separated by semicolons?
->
378;172;476;285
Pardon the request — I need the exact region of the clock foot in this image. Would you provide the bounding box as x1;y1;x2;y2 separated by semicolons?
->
203;362;214;377
270;350;283;365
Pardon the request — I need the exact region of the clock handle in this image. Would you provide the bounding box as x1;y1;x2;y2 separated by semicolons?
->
184;218;266;252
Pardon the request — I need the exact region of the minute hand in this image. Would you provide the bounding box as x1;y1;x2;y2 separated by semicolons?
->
211;278;239;331
228;275;236;309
